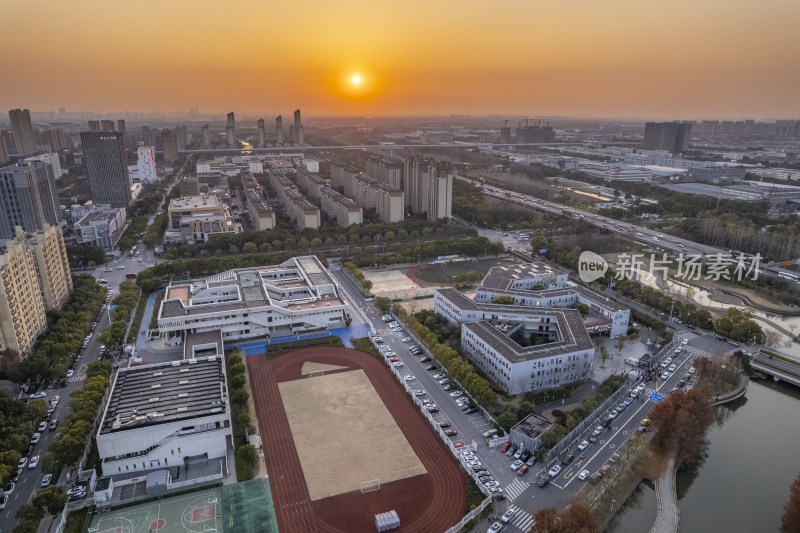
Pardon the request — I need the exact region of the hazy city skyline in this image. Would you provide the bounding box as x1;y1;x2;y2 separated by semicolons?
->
1;0;799;119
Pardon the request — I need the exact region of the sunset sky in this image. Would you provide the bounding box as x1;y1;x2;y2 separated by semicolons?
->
2;0;799;119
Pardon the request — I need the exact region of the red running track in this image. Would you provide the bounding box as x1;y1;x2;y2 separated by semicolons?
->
247;347;467;533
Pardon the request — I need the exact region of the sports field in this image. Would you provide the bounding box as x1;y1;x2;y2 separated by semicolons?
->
247;346;466;533
88;487;222;533
86;479;278;533
279;368;427;500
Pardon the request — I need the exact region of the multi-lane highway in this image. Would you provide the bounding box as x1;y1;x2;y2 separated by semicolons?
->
462;176;799;280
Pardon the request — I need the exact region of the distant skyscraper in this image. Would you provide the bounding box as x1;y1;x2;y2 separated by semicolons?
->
0;137;9;164
141;126;157;148
276;116;284;144
226;112;236;147
80;131;132;207
293;109;303;144
88;120;101;131
101;119;115;132
32;128;44;150
175;125;187;151
257;119;266;148
643;122;692;153
0;160;60;239
162;130;178;164
45;128;67;152
8;109;36;156
117;119;126;134
202;124;210;148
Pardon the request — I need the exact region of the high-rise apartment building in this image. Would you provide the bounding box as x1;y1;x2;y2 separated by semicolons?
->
117;119;126;134
257;119;266;148
136;146;157;184
0;230;46;359
226;112;236;147
276;116;284;144
141;126;157;147
161;130;178;164
88;120;101;131
643;121;692;153
32;128;44;151
293;109;303;145
0;161;61;240
0;136;9;164
175;125;187;151
26;153;63;178
45;128;67;152
367;154;403;189
202;124;211;148
515;121;555;144
0;224;72;360
80;131;132;207
101;119;115;132
8;109;36;156
28;224;72;310
404;156;453;220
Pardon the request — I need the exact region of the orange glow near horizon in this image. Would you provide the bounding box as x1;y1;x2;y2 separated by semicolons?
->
1;0;799;118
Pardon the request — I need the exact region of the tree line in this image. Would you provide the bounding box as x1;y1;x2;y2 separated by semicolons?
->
225;350;258;481
116;216;148;251
98;281;141;349
343;262;372;293
142;213;168;248
195;217;467;255
393;306;496;407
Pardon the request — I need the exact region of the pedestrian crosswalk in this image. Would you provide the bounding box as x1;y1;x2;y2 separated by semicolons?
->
505;505;535;532
67;375;85;383
504;478;530;501
683;346;711;358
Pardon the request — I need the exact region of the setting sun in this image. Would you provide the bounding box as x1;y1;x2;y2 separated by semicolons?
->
352;75;361;85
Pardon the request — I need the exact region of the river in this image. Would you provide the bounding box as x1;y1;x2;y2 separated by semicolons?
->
635;272;800;358
607;379;800;532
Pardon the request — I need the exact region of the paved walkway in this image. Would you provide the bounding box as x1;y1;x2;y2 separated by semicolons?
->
135;291;160;350
649;451;679;533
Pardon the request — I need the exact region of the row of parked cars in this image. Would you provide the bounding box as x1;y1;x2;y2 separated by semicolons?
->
460;450;504;498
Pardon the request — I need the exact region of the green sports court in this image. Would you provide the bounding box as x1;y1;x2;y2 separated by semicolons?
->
86;478;277;533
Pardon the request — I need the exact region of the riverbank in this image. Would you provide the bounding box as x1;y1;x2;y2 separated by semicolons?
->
602;373;747;531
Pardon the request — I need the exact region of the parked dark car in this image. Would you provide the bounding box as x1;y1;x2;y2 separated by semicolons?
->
562;454;575;466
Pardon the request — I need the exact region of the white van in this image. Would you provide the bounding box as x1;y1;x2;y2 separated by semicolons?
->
483;429;498;438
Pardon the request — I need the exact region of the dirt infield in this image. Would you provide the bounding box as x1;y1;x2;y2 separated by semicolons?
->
247;347;467;533
279;369;427;500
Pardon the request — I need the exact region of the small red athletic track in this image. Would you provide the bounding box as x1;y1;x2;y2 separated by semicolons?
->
247;346;466;533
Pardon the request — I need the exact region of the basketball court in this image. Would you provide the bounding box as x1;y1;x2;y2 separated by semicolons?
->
89;488;222;533
86;479;278;533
